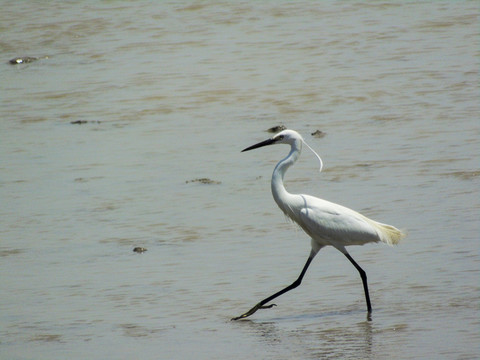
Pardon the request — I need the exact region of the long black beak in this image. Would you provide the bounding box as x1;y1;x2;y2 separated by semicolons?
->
242;138;276;152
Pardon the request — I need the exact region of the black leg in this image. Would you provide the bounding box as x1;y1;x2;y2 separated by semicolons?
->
232;254;314;320
344;252;372;313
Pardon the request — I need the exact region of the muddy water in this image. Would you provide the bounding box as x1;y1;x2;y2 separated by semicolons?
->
1;1;478;359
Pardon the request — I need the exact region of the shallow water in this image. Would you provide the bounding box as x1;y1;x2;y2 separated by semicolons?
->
1;1;479;359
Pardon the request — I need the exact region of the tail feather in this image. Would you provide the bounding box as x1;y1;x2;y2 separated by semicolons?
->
376;222;405;245
364;218;406;245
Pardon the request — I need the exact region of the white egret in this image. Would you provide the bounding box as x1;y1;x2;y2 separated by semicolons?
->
232;129;404;320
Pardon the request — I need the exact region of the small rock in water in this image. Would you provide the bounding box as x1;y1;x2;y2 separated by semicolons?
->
9;56;49;65
9;56;39;64
311;130;326;138
70;120;100;125
185;178;221;184
133;247;147;253
267;125;287;133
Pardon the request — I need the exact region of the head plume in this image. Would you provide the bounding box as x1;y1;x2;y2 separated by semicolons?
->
272;129;323;172
302;138;323;172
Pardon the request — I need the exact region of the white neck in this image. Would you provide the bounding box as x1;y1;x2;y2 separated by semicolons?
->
271;140;302;214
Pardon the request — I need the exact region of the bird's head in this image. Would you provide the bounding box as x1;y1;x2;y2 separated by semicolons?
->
242;129;323;172
241;129;303;152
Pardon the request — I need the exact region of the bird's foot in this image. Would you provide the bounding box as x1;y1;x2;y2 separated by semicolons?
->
231;302;276;320
366;310;372;322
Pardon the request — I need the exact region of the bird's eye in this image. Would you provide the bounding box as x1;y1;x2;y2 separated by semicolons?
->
278;135;284;140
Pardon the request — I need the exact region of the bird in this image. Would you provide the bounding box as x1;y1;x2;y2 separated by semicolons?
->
232;129;405;320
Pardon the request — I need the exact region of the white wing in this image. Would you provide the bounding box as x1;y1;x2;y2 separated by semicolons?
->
296;195;382;250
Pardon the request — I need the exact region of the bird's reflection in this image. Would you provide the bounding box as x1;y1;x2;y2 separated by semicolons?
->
233;310;374;359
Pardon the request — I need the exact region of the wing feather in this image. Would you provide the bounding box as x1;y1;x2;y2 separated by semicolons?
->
297;195;382;248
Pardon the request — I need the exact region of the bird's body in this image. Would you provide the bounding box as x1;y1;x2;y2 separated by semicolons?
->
282;193;398;250
232;129;404;320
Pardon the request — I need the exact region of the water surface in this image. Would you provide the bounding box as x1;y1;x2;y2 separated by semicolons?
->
1;1;478;359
